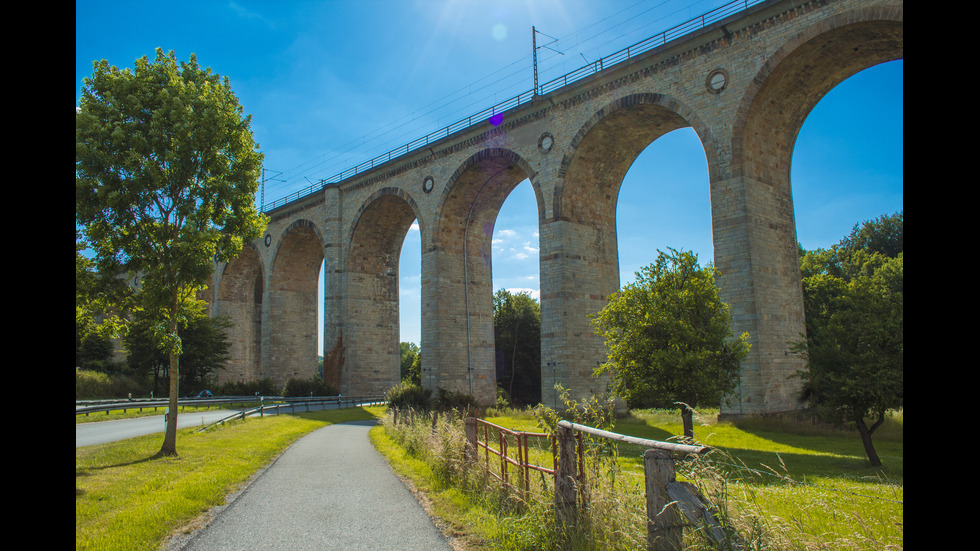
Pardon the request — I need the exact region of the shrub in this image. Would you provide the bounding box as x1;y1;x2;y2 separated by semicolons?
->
434;387;478;412
213;378;277;397
386;381;432;410
281;376;338;397
75;369;146;400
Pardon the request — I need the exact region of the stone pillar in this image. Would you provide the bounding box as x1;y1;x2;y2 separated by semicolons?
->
322;185;346;392
539;215;615;408
711;172;806;415
421;231;496;405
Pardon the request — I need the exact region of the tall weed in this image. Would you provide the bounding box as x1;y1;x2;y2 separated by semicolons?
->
380;400;902;550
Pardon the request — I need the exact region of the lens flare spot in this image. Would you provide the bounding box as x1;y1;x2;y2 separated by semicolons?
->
492;23;507;41
489;113;503;126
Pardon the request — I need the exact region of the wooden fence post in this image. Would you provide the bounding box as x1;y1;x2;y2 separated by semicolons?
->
555;424;578;526
644;448;683;551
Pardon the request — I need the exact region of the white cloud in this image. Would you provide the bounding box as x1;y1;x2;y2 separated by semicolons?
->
506;287;540;301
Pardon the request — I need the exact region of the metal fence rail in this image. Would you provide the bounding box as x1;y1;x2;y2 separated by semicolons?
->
468;417;556;499
75;395;387;417
262;0;765;213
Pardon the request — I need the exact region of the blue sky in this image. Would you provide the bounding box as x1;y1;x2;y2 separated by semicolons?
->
76;1;903;350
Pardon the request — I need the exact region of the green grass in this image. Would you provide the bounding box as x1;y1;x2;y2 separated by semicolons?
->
75;406;383;551
375;407;903;550
369;422;502;551
76;404;902;550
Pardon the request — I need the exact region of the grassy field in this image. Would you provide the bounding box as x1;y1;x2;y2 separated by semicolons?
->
375;407;903;550
76;404;902;551
75;406;384;551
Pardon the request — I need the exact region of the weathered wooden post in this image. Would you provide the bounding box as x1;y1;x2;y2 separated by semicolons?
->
555;424;578;526
644;448;683;551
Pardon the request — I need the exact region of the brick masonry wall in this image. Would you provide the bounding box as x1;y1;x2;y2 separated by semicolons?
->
212;0;902;413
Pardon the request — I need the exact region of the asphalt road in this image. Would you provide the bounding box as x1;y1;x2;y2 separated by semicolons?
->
170;420;454;551
75;400;371;447
75;409;240;447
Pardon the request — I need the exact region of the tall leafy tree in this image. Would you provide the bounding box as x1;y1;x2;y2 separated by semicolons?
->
794;212;903;467
493;289;541;406
76;49;267;456
400;342;421;385
591;249;750;437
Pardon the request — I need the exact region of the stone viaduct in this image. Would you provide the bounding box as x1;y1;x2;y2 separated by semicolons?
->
207;0;902;415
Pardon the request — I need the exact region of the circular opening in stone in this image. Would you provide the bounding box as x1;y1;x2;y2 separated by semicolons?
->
707;69;728;93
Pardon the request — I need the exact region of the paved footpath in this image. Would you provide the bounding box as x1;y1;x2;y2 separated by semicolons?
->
172;420;454;551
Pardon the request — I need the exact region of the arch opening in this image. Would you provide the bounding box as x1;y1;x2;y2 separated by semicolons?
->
544;97;703;407
618;128;713;286
791;60;903;250
490;179;541;407
427;150;539;405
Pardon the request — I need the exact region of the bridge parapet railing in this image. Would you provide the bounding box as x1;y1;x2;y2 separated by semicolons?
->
262;0;765;213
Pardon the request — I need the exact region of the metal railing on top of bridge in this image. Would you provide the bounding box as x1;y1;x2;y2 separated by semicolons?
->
262;0;765;213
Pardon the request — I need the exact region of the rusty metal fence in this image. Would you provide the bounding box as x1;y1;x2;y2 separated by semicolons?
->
464;417;561;500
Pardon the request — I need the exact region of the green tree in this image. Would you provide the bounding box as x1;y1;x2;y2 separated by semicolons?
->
591;249;750;437
794;212;903;467
840;210;903;259
126;312;233;394
76;230;130;370
400;342;421;385
493;289;541;406
76;49;267;456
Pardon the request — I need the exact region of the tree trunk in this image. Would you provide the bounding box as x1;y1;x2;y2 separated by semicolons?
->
159;351;180;456
854;415;881;467
509;322;519;400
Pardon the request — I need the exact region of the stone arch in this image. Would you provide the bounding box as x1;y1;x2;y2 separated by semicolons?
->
733;6;903;186
718;7;903;414
339;188;423;395
424;148;539;404
266;219;325;386
347;187;424;251
542;92;712;405
433;148;541;245
558;92;717;203
214;244;264;385
271;219;326;270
